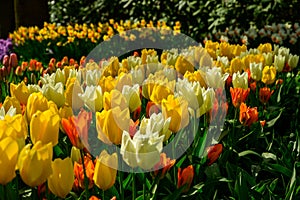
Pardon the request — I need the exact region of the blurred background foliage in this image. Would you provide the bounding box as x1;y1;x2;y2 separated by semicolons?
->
48;0;300;40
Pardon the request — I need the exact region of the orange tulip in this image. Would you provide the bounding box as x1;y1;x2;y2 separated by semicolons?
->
73;154;94;190
61;109;92;149
207;144;223;166
153;153;176;179
230;87;250;108
239;103;258;126
259;87;274;104
177;165;194;193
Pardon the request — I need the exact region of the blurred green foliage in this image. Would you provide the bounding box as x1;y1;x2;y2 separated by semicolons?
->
48;0;300;41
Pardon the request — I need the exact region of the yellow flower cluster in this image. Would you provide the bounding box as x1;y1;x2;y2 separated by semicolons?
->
9;20;180;46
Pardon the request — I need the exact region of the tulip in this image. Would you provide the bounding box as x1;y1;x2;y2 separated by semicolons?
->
102;57;120;77
103;89;127;111
130;67;144;85
0;114;27;151
58;105;73;119
230;87;250;108
99;75;117;93
230;57;245;74
42;82;66;108
9;53;18;68
48;158;74;198
232;44;247;57
274;55;285;72
261;66;276;85
121;130;164;169
74;155;95;190
115;72;132;92
249;62;263;81
30;109;60;146
10;82;30;105
150;80;175;104
232;71;248;89
263;52;273;66
153;153;176;179
93;150;118;190
175;55;194;75
288;54;299;69
278;47;290;63
161;95;189;133
259;87;274;104
65;78;84;111
205;67;229;89
0;137;19;185
26;92;50;122
96;106;130;145
122;84;141;112
258;43;272;53
78;85;103;112
239;103;258;127
85;69;101;86
18;141;53;187
0;106;16;120
71;146;81;163
207;144;223;166
199;87;215;117
61;109;92;149
2;96;22;114
177;165;194;193
183;70;207;88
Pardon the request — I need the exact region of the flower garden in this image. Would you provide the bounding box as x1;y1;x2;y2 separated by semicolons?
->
0;2;300;200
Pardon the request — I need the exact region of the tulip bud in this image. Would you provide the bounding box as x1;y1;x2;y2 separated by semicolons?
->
48;158;74;198
18;141;53;187
9;53;18;68
232;71;248;89
2;55;9;67
288;54;299;69
15;66;22;76
249;62;262;81
207;144;223;165
177;165;194;193
274;55;285;72
93;150;118;191
71;146;81;163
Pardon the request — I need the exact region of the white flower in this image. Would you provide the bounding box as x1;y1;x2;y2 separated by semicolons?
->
54;68;65;85
232;71;248;89
163;67;177;81
217;56;229;68
199;87;215;117
274;55;285;72
139;113;171;141
130;67;144;85
250;62;263;81
42;82;65;107
204;67;229;89
86;69;101;86
288;54;299;69
27;84;42;94
122;84;141;112
127;56;142;69
120;129;164;170
176;78;203;112
0;106;16;120
278;47;290;63
263;52;273;66
78;85;103;112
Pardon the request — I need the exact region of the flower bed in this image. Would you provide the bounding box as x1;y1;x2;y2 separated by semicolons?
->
0;35;300;199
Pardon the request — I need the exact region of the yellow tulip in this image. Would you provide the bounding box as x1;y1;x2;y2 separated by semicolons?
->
183;70;207;88
70;146;81;163
150;80;175;104
175;55;194;75
102;57;120;77
103;89;127;111
30;109;60;146
262;66;276;85
0;137;19;185
0;114;27;151
64;78;84;111
10;82;30;105
26;92;49;122
99;75;116;93
258;43;272;53
48;158;74;198
161;95;189;133
230;57;245;74
18;141;53;187
122;84;141;113
115;72;132;92
2;96;22;114
96;106;130;145
93;150;118;191
58;105;73;119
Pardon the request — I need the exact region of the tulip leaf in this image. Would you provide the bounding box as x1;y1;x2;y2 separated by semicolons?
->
238;150;261;158
123;173;132;190
266;108;283;127
234;170;249;199
162;185;186;200
53;145;64;158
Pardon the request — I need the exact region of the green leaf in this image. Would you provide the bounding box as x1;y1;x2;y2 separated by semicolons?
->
162;185;186;200
263;163;293;177
234;171;249;199
266;109;283;127
238;150;261;158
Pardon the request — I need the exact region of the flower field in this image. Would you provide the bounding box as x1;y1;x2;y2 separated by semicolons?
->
0;20;300;200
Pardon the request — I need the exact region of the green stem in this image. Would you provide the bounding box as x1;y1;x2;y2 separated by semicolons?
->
31;187;38;200
143;174;146;200
80;150;89;200
102;189;105;200
119;170;124;200
232;107;238;147
132;170;136;200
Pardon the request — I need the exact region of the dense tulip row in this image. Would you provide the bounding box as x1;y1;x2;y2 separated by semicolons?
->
0;39;299;199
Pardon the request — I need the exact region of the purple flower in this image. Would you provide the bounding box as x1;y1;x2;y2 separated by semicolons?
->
0;38;13;61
